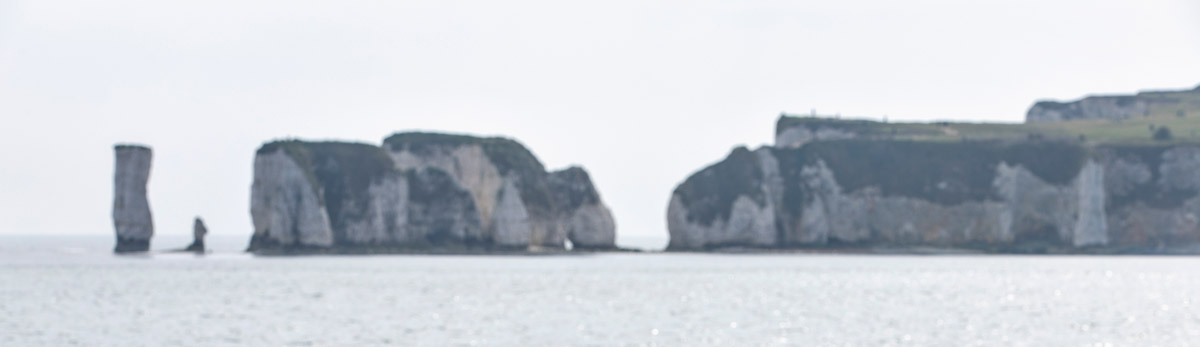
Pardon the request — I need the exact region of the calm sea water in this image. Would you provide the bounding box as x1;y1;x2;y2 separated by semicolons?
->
3;235;1200;346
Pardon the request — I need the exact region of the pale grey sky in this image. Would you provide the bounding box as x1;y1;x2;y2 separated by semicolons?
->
1;0;1198;242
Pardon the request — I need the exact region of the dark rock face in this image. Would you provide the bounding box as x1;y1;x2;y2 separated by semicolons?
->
402;168;485;247
383;133;557;247
248;141;480;252
185;217;207;252
668;139;1200;253
248;134;616;253
548;167;616;249
383;132;617;250
113;145;153;253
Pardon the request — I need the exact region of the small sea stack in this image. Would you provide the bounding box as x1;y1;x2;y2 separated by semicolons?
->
185;217;208;253
112;145;154;253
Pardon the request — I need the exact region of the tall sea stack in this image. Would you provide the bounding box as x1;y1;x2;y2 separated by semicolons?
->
112;145;154;253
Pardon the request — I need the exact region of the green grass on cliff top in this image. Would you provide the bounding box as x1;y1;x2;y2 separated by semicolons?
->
779;89;1200;144
780;112;1200;145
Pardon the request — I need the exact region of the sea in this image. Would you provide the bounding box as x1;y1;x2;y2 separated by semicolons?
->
3;235;1200;346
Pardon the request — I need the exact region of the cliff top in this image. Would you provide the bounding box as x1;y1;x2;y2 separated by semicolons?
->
1030;86;1200;108
777;84;1200;145
776;115;1045;142
257;140;396;207
383;132;546;175
777;106;1200;145
1026;85;1200;123
548;166;602;208
114;144;152;151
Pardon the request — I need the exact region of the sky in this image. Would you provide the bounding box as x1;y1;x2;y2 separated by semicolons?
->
1;0;1198;243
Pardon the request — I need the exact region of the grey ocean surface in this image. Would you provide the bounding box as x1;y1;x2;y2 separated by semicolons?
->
3;236;1200;346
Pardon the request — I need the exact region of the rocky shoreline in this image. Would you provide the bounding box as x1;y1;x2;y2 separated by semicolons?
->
108;84;1200;256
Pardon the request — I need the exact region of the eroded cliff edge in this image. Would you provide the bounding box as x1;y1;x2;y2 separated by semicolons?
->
670;119;1200;253
247;133;616;253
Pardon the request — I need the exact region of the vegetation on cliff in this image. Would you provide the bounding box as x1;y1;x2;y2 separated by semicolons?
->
672;84;1200;253
777;86;1200;145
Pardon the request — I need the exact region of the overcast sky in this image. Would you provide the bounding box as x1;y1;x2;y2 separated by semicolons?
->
1;0;1198;244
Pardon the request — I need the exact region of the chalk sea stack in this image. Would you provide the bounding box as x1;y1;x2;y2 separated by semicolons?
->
247;132;616;253
185;217;207;252
112;145;154;253
670;84;1200;253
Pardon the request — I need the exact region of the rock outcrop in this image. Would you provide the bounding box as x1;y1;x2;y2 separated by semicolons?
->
1026;86;1200;123
669;118;1200;253
112;145;153;253
775;117;861;148
548;167;617;249
185;217;207;252
247;133;616;253
773;116;958;147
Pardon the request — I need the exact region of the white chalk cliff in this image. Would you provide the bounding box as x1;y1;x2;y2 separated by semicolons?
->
247;133;616;253
670;117;1200;253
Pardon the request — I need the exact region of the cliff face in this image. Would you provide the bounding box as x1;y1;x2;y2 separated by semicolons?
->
548;167;617;249
1026;87;1200;123
668;140;1200;253
248;141;482;252
248;133;616;253
112;145;153;253
383;133;617;250
248;144;335;250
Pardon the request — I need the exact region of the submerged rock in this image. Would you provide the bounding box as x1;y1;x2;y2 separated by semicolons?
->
185;217;207;252
247;133;617;253
112;145;153;253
